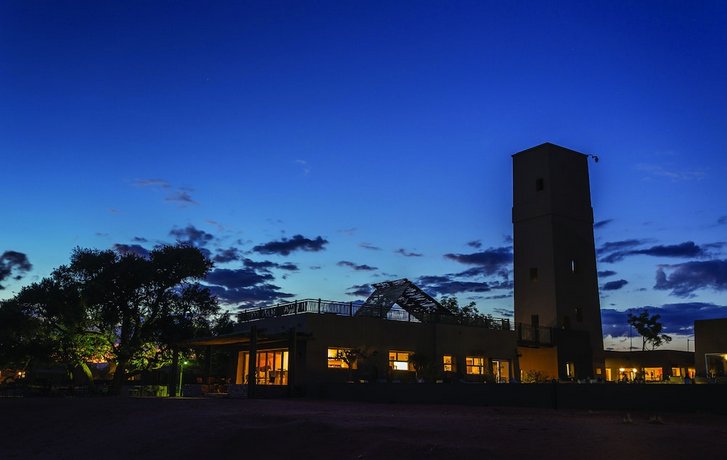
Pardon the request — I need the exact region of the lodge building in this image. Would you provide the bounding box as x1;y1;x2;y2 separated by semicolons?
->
182;143;714;396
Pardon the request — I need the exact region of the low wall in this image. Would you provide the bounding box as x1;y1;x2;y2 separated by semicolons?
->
309;382;727;413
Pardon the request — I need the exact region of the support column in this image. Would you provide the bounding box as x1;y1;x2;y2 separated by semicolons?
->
248;326;257;398
287;327;297;397
169;347;179;397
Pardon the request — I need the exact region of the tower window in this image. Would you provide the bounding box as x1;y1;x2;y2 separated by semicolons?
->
536;178;544;191
570;259;577;272
529;267;538;281
575;307;583;322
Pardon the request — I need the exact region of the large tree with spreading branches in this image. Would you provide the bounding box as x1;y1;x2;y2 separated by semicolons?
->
0;244;220;394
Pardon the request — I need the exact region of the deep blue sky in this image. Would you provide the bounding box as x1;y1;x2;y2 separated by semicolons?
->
2;1;726;350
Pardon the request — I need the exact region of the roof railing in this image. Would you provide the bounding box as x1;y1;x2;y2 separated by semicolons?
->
236;298;513;331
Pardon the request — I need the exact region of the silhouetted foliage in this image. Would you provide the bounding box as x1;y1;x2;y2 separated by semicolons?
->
627;309;672;351
1;244;220;393
440;296;492;325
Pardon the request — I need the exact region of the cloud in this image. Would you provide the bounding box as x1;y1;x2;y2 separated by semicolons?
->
601;302;727;337
602;279;628;291
242;258;298;272
112;244;150;259
444;246;513;276
346;284;372;297
359;242;381;251
132;236;148;243
214;247;241;263
169;225;215;247
600;241;709;263
165;190;198;206
337;260;378;271
598;239;644;254
210;284;294;306
718;216;727;226
0;251;32;289
654;259;727;297
133;178;171;188
338;228;357;236
253;234;328;256
594;219;613;229
636;164;705;182
395;248;423;257
134;178;198;206
206;268;273;289
598;270;617;278
467;240;482;249
415;274;512;296
295;159;310;175
493;307;514;318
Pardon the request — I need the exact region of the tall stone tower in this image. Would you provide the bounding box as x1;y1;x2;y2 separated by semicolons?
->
512;143;604;379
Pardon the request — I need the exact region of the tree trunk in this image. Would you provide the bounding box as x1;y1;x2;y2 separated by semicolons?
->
79;362;95;389
110;360;128;395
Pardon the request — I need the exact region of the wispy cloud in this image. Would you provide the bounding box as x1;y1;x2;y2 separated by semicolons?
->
133;178;198;206
337;260;378;271
165;190;198;206
295;159;310;175
359;242;381;251
601;302;727;337
599;241;713;263
636;163;705;182
395;248;423;257
594;219;613;229
253;234;328;256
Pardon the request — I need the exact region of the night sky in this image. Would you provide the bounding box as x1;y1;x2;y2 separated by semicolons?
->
2;1;726;350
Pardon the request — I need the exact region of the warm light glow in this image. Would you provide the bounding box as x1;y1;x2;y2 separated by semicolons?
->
619;367;625;372
389;351;412;371
327;347;352;369
465;356;485;375
443;355;455;372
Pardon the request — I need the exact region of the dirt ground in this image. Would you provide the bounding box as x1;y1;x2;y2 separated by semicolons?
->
1;397;725;459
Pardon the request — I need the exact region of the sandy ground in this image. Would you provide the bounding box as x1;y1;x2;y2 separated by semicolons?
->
1;397;725;459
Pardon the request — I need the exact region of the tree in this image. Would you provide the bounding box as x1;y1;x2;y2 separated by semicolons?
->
627;309;672;351
3;244;220;394
439;296;493;325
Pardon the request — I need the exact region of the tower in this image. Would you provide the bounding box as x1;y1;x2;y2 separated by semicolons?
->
512;143;604;379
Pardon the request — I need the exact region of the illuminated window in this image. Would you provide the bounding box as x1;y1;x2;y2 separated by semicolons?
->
443;355;456;372
465;356;485;375
565;361;575;378
238;349;289;385
644;367;663;382
687;368;696;378
605;368;613;381
389;351;412;371
327;348;355;369
491;359;510;382
671;367;681;377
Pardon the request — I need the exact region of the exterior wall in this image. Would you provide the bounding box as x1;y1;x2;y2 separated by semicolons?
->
230;313;519;387
518;347;558;381
604;350;695;382
512;143;604;377
694;318;727;379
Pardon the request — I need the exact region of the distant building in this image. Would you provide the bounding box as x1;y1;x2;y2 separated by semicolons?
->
694;318;727;381
603;350;694;383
